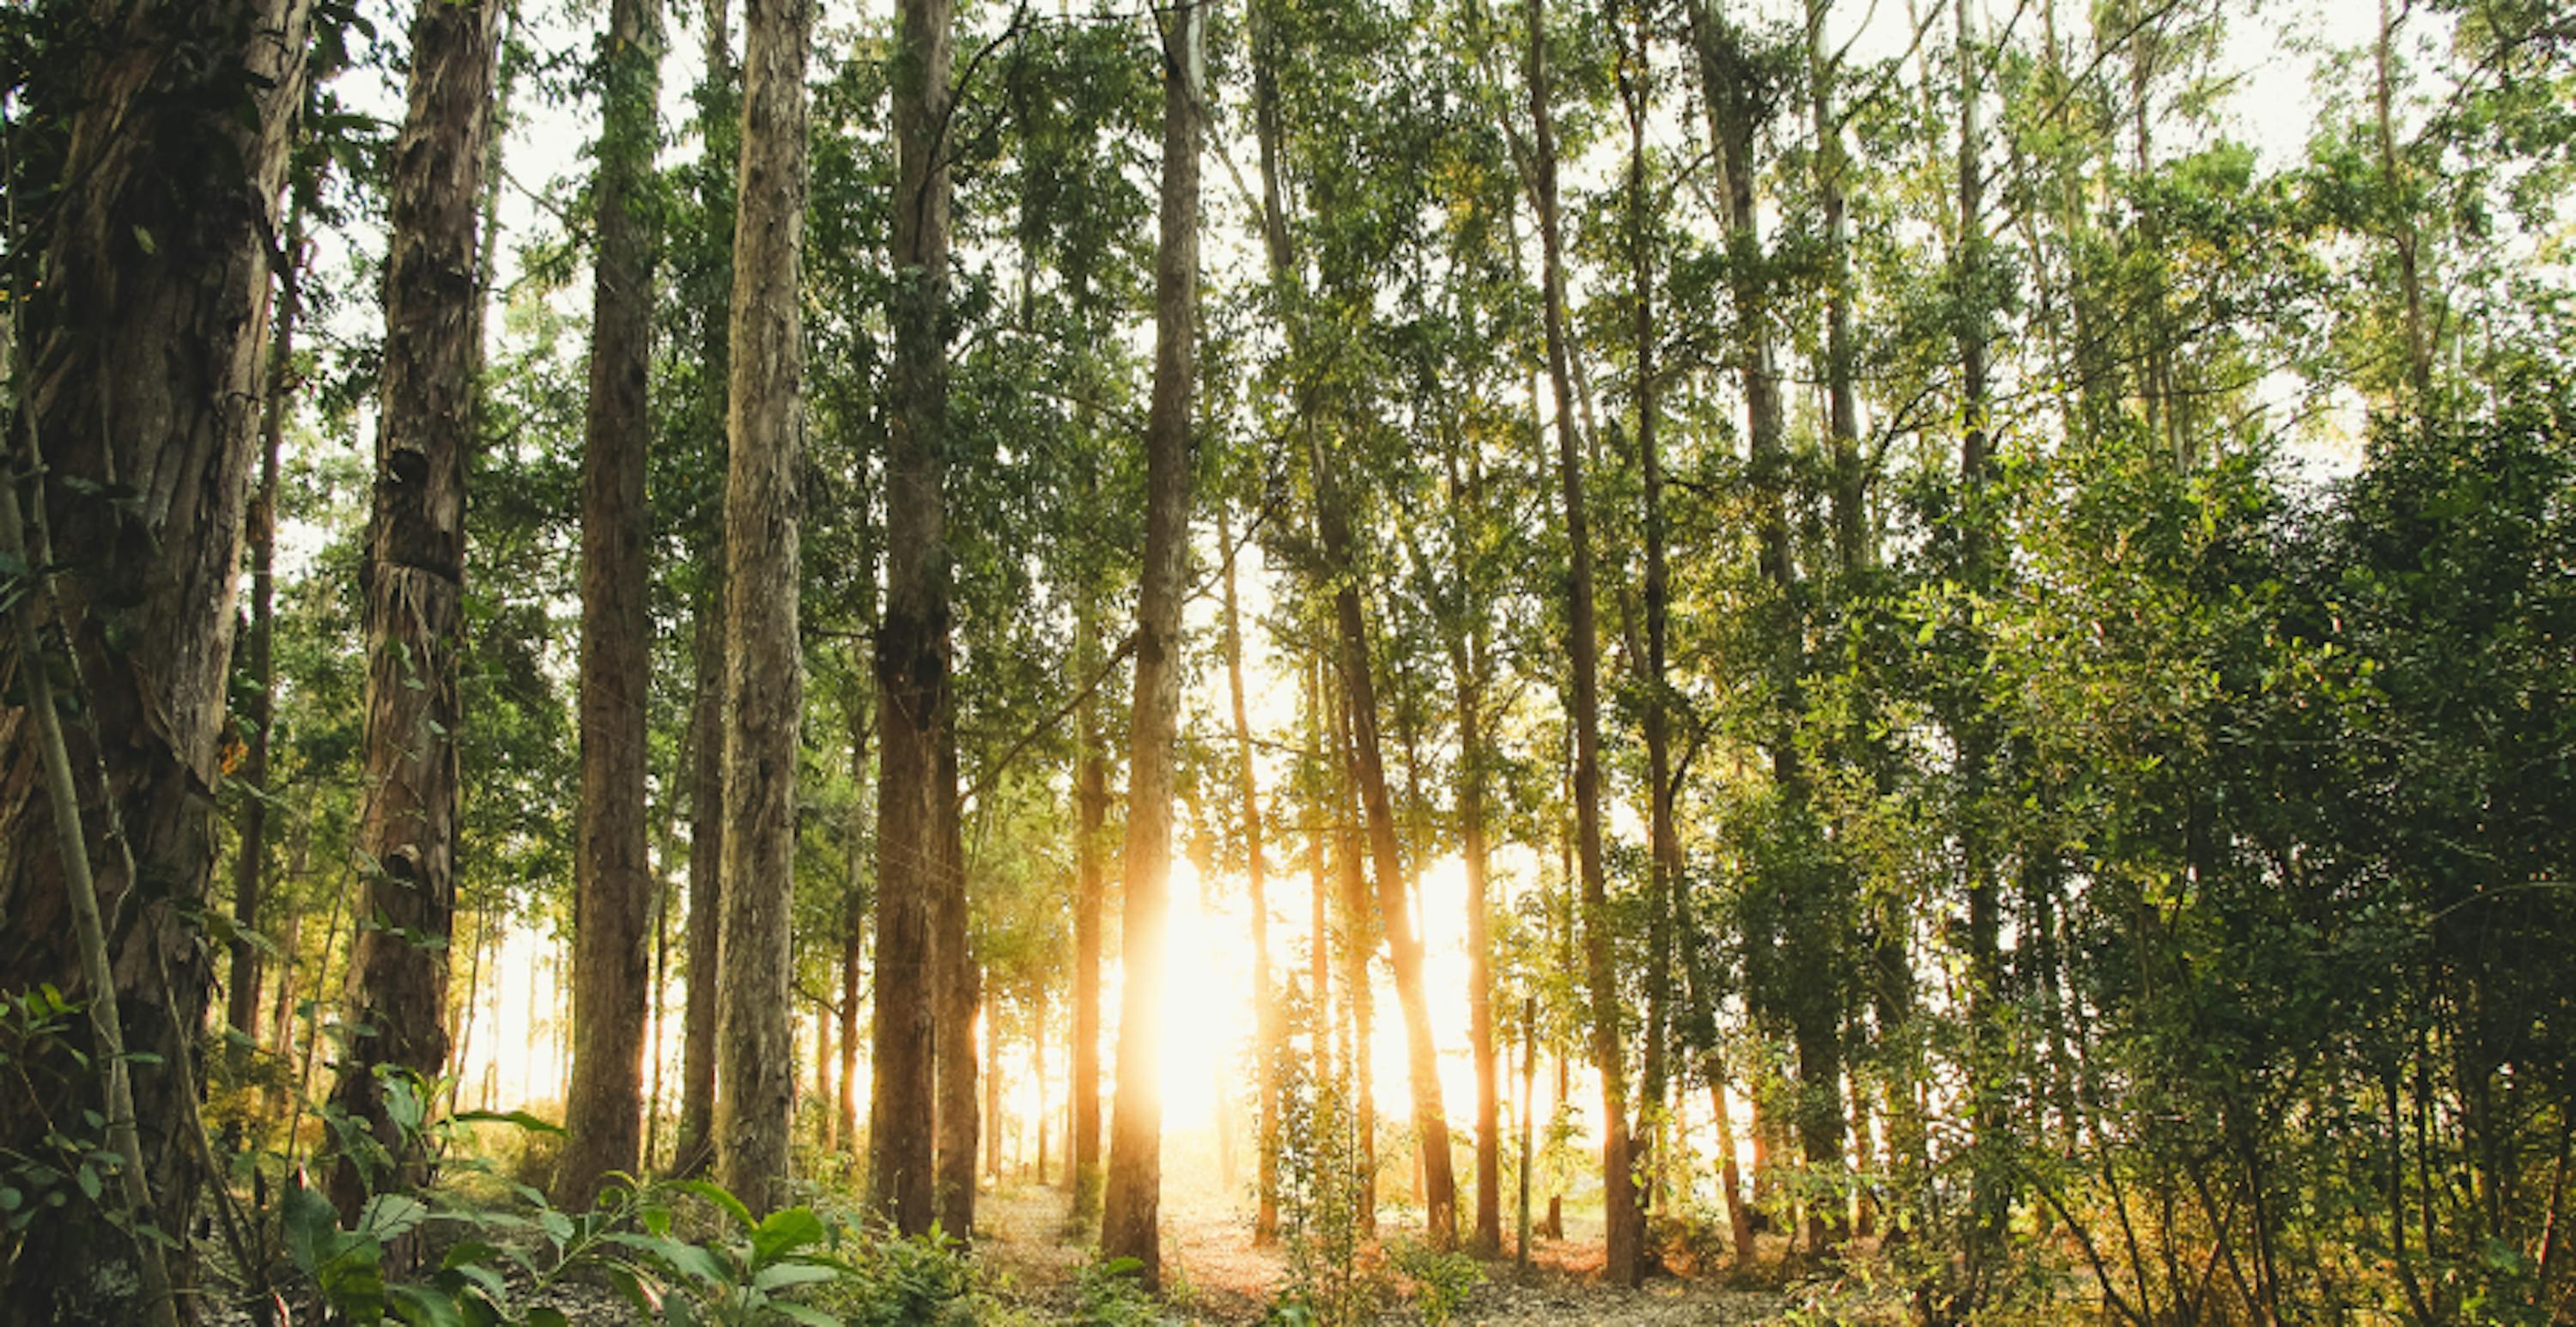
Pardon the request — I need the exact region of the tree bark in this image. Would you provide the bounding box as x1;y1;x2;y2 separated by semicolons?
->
329;0;496;1232
934;740;978;1235
871;0;965;1236
559;0;664;1209
1527;0;1641;1283
671;0;736;1183
713;0;810;1220
1099;1;1203;1287
675;560;727;1177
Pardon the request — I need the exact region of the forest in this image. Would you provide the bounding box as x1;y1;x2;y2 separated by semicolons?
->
0;0;2571;1322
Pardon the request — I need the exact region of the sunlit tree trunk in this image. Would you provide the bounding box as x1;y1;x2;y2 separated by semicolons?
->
1099;0;1204;1286
330;0;495;1233
1218;511;1285;1244
1070;603;1109;1219
713;0;810;1219
934;740;977;1235
560;0;664;1209
1527;0;1641;1283
1436;429;1502;1255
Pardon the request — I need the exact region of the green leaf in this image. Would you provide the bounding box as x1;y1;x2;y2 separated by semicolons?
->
276;1189;331;1264
527;1310;570;1327
771;1304;841;1327
451;1109;568;1136
749;1207;826;1267
750;1262;839;1293
358;1193;429;1243
666;1178;754;1232
131;225;156;255
602;1231;728;1286
386;1282;465;1327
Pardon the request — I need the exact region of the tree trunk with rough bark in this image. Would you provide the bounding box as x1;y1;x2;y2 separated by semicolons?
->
329;0;495;1232
672;0;736;1179
559;0;664;1209
871;0;966;1236
713;0;810;1220
1099;3;1203;1286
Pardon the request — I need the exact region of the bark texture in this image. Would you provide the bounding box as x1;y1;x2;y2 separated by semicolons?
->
0;23;309;1301
870;0;966;1236
559;0;664;1209
672;0;737;1182
675;560;726;1176
329;0;496;1228
1099;0;1203;1286
714;0;810;1219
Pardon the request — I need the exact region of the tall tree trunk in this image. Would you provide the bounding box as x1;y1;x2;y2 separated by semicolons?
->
713;0;810;1220
676;561;727;1176
934;740;978;1235
1069;603;1109;1220
1953;0;2009;1296
1334;693;1380;1233
329;0;496;1231
1527;0;1641;1283
1218;511;1285;1245
871;0;965;1236
1305;662;1334;1084
228;222;302;1044
1805;0;1863;570
672;0;736;1181
1252;0;1458;1241
838;700;868;1156
1436;435;1502;1257
1100;2;1204;1286
1622;5;1681;1237
560;0;664;1208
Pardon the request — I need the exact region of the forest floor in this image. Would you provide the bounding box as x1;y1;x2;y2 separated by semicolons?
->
975;1180;1854;1324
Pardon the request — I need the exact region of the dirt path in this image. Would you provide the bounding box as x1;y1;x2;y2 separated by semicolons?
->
975;1182;1806;1324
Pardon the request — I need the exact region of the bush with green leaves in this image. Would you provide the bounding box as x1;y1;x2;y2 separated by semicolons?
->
1384;1237;1480;1326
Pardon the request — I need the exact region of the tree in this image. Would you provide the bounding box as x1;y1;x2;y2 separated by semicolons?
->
870;0;968;1235
671;0;736;1182
714;0;811;1219
558;0;664;1209
330;0;499;1227
1524;0;1642;1283
1218;510;1284;1244
0;8;312;1308
1099;0;1205;1287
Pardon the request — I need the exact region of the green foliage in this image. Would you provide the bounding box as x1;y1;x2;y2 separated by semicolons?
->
1384;1237;1480;1326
